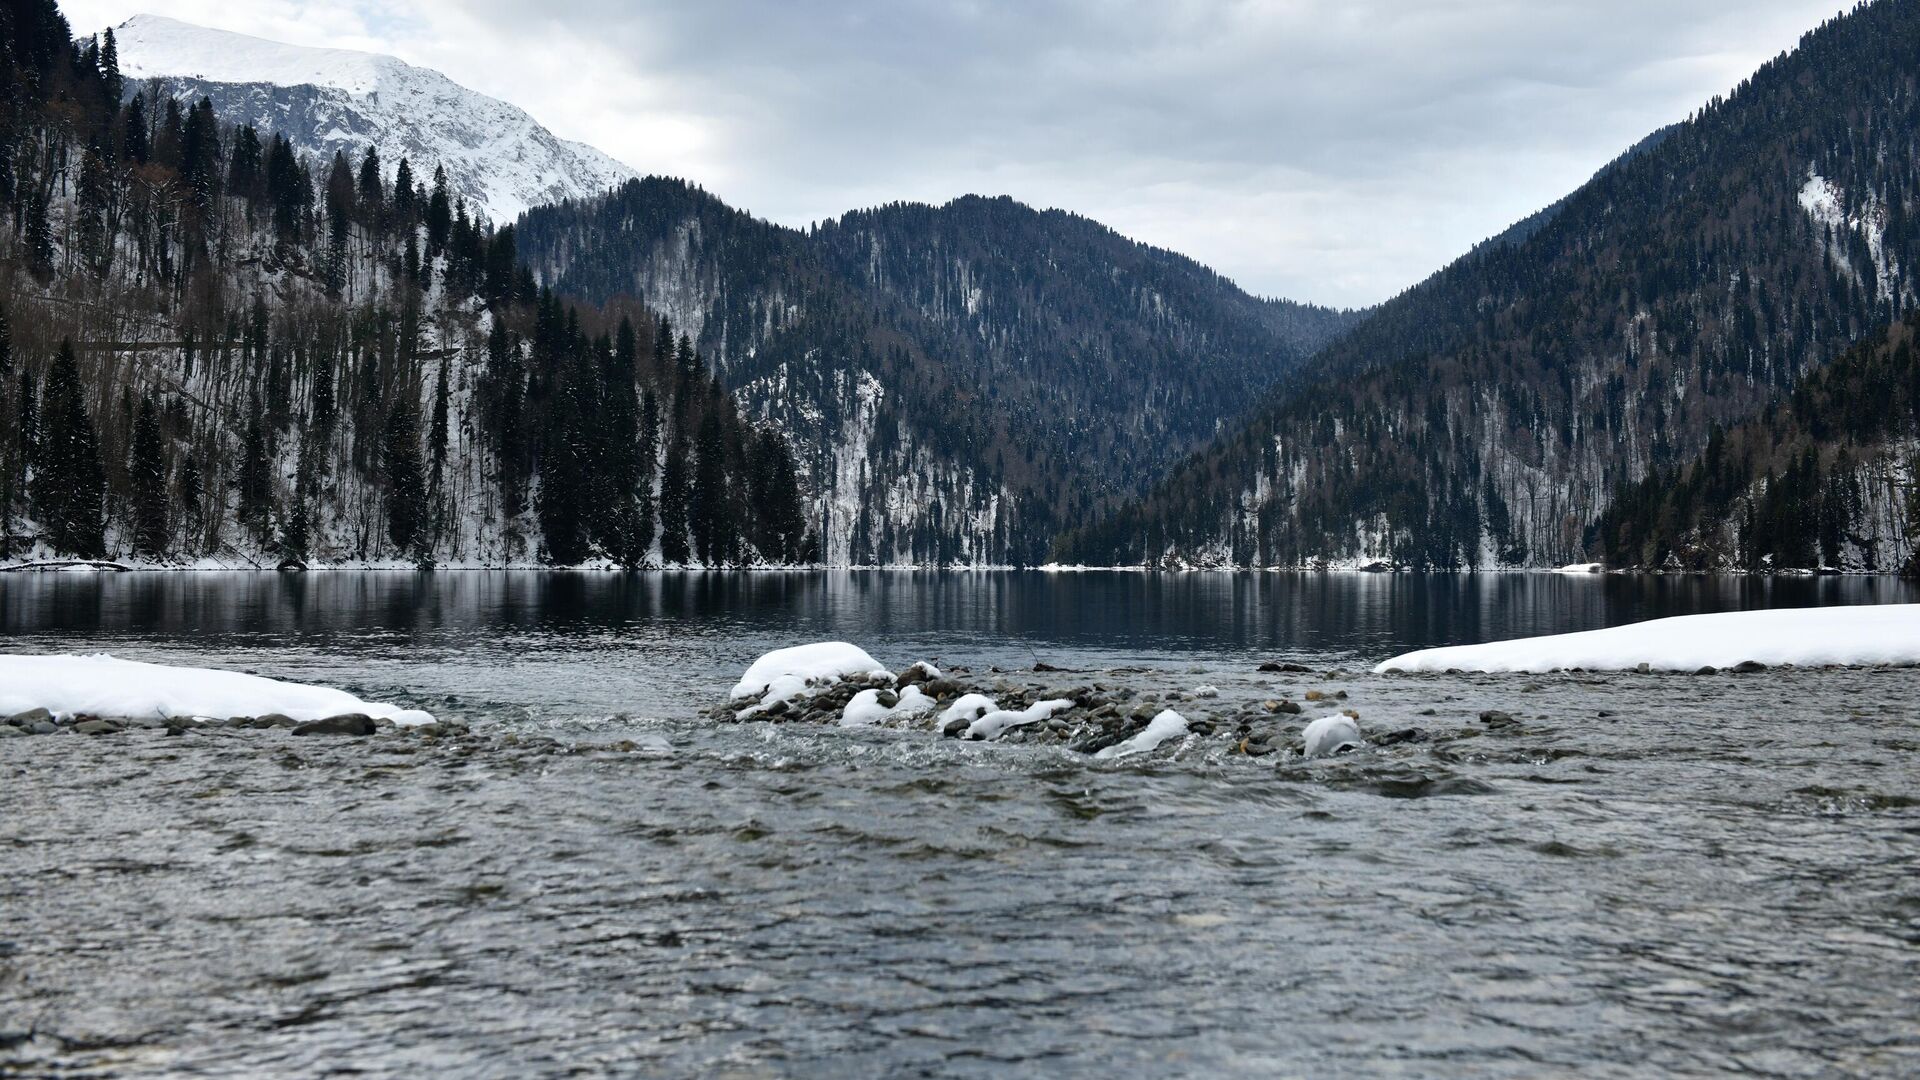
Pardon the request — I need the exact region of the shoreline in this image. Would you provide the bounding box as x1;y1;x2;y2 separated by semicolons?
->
0;561;1912;578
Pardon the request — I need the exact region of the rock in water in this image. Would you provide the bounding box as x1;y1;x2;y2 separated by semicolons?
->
1302;715;1363;759
292;714;376;737
1094;710;1189;760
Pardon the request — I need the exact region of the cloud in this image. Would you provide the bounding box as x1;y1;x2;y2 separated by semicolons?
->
60;0;1842;306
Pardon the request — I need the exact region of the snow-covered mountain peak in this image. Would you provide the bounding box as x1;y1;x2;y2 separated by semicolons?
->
113;14;389;95
106;14;638;224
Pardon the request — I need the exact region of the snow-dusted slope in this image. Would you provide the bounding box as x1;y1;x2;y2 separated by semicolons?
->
110;14;636;223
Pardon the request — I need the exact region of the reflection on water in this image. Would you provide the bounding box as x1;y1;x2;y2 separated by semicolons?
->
3;571;1914;720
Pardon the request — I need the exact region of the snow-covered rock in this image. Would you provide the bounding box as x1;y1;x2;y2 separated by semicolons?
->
839;685;936;727
730;642;891;701
1302;715;1363;759
1374;604;1920;674
936;693;997;728
0;654;434;726
1552;562;1603;574
965;699;1074;741
110;14;637;224
1094;710;1189;760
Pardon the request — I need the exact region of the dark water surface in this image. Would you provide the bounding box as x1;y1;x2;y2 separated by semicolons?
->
3;572;1918;1076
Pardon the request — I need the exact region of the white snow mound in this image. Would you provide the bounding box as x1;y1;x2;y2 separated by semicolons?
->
965;699;1073;741
1095;710;1189;760
0;654;435;726
1302;715;1363;759
937;693;997;727
840;685;936;727
1374;604;1920;674
731;642;891;701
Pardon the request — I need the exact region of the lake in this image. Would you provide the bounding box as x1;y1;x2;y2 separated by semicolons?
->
3;571;1918;1075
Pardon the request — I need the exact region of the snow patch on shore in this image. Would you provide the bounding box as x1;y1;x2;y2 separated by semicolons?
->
0;654;435;726
1375;604;1920;674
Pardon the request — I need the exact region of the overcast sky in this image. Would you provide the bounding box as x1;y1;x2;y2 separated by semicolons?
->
62;0;1840;308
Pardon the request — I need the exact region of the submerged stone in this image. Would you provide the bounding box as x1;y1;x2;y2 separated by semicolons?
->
291;714;377;737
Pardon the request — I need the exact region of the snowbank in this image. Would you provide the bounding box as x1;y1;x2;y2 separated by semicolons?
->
1094;710;1189;760
0;654;435;726
1552;562;1603;574
730;643;892;701
1374;604;1920;674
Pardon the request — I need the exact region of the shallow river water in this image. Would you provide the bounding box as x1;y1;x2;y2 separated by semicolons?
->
3;572;1918;1076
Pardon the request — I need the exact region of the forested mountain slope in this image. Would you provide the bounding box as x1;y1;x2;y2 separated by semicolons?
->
1593;311;1920;574
0;2;806;568
518;184;1358;564
1060;0;1920;569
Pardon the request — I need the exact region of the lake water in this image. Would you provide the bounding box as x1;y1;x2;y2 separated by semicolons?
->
4;572;1919;1076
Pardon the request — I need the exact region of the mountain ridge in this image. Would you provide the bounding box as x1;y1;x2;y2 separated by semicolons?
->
108;13;637;223
517;179;1363;564
1059;0;1919;569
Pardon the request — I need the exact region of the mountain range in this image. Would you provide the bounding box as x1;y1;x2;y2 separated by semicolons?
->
3;1;1913;571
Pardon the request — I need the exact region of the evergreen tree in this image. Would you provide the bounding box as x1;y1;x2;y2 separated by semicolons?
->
392;158;416;224
236;399;272;541
32;342;106;557
180;97;220;212
356;146;383;226
23;185;53;279
691;406;734;565
129;395;169;556
176;453;203;542
536;357;590;564
75;149;112;274
636;388;660;561
659;432;692;564
16;372;38;489
99;27;121;106
121;92;149;165
425;164;452;256
429;358;450;494
226;123;260;199
749;428;807;563
381;399;427;556
312;357;336;437
0;312;12;550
